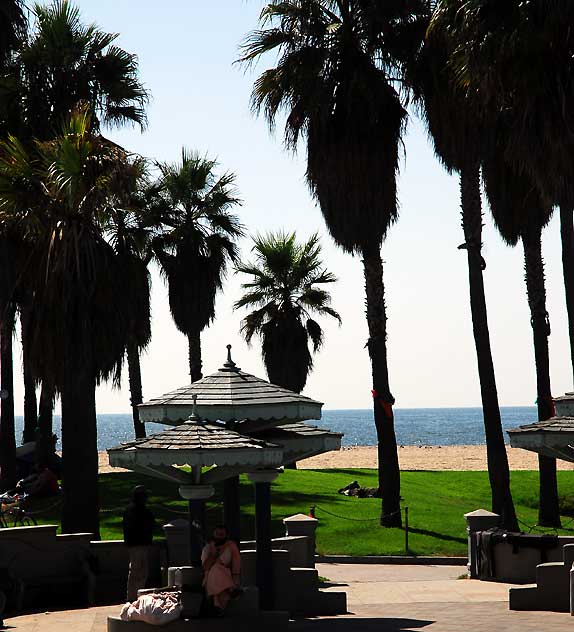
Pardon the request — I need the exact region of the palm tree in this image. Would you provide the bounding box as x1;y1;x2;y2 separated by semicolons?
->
12;0;149;451
411;8;518;530
104;164;153;439
0;236;19;491
20;0;148;140
0;1;26;67
482;148;559;526
152;150;243;382
434;0;565;527
235;232;340;393
241;0;428;526
0;0;27;490
0;107;141;535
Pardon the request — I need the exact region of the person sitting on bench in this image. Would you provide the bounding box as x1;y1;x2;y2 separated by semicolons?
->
201;525;241;612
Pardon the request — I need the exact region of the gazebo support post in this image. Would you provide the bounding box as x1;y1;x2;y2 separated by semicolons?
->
188;499;206;565
224;475;241;545
249;470;280;610
179;483;215;567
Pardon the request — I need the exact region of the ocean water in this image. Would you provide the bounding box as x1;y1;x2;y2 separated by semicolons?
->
13;406;538;452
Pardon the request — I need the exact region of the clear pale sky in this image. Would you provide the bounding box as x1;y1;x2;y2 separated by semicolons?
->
12;0;574;414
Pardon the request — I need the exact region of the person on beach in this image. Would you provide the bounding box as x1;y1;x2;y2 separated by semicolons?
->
201;525;241;612
123;485;156;601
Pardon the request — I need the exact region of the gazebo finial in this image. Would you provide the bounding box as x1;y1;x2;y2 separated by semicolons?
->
187;394;205;425
221;344;240;372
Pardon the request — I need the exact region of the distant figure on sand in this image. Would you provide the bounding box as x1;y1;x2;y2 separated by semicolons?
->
123;485;156;601
201;525;241;611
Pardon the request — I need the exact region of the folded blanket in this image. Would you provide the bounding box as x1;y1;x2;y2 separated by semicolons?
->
120;591;182;626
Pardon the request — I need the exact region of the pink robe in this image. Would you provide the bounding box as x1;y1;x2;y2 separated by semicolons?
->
201;540;241;600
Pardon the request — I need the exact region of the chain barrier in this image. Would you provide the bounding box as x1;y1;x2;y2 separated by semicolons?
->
99;502;224;516
313;504;402;523
25;498;63;515
517;516;574;535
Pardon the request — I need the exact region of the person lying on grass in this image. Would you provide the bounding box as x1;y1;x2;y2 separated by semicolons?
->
201;525;241;612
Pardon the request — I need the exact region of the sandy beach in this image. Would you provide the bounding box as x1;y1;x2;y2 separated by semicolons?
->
98;444;574;474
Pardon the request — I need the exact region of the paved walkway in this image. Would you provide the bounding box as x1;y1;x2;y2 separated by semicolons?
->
5;564;572;631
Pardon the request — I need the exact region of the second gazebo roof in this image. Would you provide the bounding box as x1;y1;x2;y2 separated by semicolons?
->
139;345;323;426
108;416;283;469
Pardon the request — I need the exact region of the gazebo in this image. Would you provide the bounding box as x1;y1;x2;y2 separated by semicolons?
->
108;346;342;608
508;393;574;462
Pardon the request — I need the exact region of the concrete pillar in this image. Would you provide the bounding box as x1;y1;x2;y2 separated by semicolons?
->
224;475;241;545
248;470;280;610
178;484;215;566
283;513;318;568
464;509;500;578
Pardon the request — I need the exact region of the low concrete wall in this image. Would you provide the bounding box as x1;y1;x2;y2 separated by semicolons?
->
90;539;166;604
0;525;94;611
240;536;311;568
492;536;574;584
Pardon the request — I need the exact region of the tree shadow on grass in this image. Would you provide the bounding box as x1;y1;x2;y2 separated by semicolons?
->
290;617;434;631
407;527;466;545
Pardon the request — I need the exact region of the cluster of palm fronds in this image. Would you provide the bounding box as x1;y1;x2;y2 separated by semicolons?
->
0;1;341;538
239;0;574;530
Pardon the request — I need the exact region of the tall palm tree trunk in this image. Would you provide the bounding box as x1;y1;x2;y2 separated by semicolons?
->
460;163;518;530
127;343;146;439
522;223;561;527
0;303;16;491
61;354;99;537
188;331;203;382
21;306;38;444
559;205;574;386
36;379;55;467
362;245;401;528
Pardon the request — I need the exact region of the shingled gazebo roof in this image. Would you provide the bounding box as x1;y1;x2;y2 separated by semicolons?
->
138;345;323;427
108;416;283;469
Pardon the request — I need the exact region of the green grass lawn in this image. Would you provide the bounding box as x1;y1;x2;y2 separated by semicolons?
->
28;469;574;557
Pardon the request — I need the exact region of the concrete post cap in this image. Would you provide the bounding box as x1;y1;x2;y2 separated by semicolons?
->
464;509;500;519
283;513;318;524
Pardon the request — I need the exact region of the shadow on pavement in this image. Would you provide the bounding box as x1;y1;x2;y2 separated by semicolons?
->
290;617;434;631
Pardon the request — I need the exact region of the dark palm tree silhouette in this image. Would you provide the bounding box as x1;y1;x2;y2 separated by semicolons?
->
411;7;518;530
21;0;148;140
0;107;143;535
434;0;565;527
152;150;243;382
104;160;153;439
235;231;340;393
11;0;149;450
482;147;559;527
0;0;27;490
240;0;428;526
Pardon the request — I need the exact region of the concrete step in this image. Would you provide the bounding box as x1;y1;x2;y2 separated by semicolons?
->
563;543;574;568
508;586;539;611
288;567;318;592
309;590;347;617
536;561;569;586
108;610;289;632
226;587;259;616
509;584;570;613
535;561;570;611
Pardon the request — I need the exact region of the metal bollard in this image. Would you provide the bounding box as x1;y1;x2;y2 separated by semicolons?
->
405;506;409;555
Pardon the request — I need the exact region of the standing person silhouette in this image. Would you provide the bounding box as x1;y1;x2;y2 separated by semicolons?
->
123;485;156;601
